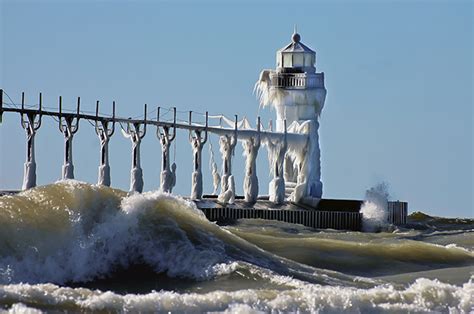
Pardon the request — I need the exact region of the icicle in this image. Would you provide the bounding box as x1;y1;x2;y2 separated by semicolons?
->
208;141;221;195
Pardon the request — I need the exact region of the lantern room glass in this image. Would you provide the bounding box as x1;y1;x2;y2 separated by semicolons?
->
293;53;304;67
283;53;292;67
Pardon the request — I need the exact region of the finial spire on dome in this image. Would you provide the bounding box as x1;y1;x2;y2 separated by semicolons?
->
292;25;300;43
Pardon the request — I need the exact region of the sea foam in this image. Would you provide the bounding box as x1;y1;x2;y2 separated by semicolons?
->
1;276;472;313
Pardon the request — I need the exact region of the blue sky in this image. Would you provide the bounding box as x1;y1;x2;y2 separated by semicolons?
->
1;1;472;218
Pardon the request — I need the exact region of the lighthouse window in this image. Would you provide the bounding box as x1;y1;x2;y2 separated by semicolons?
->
283;53;292;67
294;54;304;67
304;54;313;66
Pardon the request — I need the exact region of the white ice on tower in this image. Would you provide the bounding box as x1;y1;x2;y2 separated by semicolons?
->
255;30;326;201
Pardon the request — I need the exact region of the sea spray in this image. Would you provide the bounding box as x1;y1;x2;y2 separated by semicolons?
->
361;183;391;232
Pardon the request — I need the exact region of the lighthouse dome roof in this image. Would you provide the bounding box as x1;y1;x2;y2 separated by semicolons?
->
279;33;315;53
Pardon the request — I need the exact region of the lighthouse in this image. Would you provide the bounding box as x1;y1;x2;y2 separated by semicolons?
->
255;30;326;201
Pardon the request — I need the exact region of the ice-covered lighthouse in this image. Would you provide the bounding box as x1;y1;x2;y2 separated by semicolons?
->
256;29;326;201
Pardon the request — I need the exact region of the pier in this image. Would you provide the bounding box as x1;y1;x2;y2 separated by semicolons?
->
0;31;408;230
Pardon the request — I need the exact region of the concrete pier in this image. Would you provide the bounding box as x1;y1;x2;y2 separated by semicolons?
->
195;196;407;231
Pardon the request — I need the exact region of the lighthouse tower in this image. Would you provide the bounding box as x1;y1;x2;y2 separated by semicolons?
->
256;30;326;200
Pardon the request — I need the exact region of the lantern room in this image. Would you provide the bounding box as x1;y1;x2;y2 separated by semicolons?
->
276;32;316;74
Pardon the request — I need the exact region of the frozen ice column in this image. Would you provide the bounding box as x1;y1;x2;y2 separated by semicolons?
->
20;92;42;190
242;117;261;203
218;116;237;204
255;31;327;199
189;111;208;200
95;101;115;187
58;96;80;180
122;105;147;193
157;107;177;193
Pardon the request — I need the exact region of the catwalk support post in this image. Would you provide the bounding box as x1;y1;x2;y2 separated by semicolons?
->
59;96;80;180
95;101;115;186
189;111;208;200
269;120;287;204
123;104;147;193
243;116;261;203
20;92;42;189
157;107;177;193
218;115;237;204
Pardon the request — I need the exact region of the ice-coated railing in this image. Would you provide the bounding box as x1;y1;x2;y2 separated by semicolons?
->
269;72;324;89
0;89;312;204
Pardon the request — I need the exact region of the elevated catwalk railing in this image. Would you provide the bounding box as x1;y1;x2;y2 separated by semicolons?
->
0;89;307;202
0;90;407;230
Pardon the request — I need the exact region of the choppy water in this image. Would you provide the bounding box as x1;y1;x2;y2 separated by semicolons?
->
0;181;472;313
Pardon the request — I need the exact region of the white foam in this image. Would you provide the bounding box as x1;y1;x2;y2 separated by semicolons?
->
1;276;472;313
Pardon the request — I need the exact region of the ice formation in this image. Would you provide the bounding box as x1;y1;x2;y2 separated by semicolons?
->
266;139;287;204
96;128;111;186
254;31;327;201
255;75;325;201
218;134;237;203
190;129;207;199
208;142;221;195
158;127;176;193
218;175;235;204
122;126;145;193
61;129;75;180
242;135;260;203
22;125;37;190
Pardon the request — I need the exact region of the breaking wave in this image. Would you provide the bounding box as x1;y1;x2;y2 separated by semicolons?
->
0;181;473;312
0;181;354;286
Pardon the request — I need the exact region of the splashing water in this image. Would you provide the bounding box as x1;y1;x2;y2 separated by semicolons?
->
360;183;391;232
